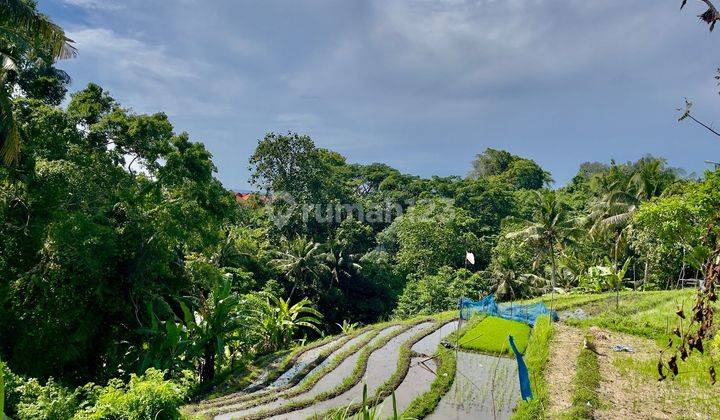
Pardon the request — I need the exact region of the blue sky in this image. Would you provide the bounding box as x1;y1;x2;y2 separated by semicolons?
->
40;0;720;190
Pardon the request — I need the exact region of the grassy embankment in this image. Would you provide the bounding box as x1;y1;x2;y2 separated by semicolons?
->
526;289;720;417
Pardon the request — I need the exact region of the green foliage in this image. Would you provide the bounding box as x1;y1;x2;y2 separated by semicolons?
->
458;316;531;355
75;369;186;420
258;294;323;352
14;378;80;420
506;190;578;297
512;316;553;420
1;84;238;384
564;289;698;340
337;320;360;334
578;257;631;294
389;198;483;275
1;362;187;420
185;273;258;384
468;148;550;189
270;236;329;301
0;0;75;163
393;266;490;318
469;148;516;178
455;178;517;234
497;158;549;190
0;362;3;418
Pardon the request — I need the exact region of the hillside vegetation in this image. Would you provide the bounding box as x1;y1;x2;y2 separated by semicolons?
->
1;1;720;419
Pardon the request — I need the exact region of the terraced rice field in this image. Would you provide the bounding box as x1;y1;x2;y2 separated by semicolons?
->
187;313;529;420
428;351;519;419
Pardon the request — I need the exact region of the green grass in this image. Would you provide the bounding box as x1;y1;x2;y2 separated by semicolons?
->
517;292;615;311
564;334;601;419
563;289;701;341
512;315;554;420
613;343;720;417
458;316;531;355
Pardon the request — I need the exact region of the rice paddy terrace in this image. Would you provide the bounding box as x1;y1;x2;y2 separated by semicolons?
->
186;289;720;420
185;312;529;420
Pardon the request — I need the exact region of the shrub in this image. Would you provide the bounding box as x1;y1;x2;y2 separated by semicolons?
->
75;369;186;420
1;360;79;420
15;378;80;420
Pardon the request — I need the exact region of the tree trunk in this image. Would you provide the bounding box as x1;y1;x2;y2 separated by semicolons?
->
549;244;557;310
200;342;215;384
288;281;297;301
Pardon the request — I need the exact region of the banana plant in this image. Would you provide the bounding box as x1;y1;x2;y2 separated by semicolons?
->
184;274;258;384
134;301;192;375
258;293;322;351
594;257;631;309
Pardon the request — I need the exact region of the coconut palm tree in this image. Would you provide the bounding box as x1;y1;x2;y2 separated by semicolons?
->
270;236;329;300
1;0;76;163
587;157;677;264
507;190;578;306
324;237;361;289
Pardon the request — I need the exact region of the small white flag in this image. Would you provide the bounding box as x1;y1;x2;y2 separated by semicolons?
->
466;252;475;265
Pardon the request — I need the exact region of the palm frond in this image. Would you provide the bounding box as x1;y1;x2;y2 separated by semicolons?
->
0;0;77;61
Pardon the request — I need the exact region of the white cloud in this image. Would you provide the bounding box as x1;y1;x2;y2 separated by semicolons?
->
285;0;677;115
68;28;193;82
62;0;124;11
61;27;237;117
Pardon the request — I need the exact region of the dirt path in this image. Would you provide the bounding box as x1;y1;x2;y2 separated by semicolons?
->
590;328;679;420
546;323;583;417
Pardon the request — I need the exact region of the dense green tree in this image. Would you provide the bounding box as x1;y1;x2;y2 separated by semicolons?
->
498;158;551;190
387;198;484;275
455;178;517;234
586;156;679;263
0;85;236;384
468;148;515;178
393;267;490;318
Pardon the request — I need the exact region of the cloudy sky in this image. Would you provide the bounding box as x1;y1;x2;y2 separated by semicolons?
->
40;0;720;189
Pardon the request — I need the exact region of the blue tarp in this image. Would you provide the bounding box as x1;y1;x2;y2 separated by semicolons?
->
459;295;558;326
508;335;533;401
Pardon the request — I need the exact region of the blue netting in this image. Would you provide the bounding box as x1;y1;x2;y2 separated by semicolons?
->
459;296;559;326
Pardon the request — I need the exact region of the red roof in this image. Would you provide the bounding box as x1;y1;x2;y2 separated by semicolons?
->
235;192;253;203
